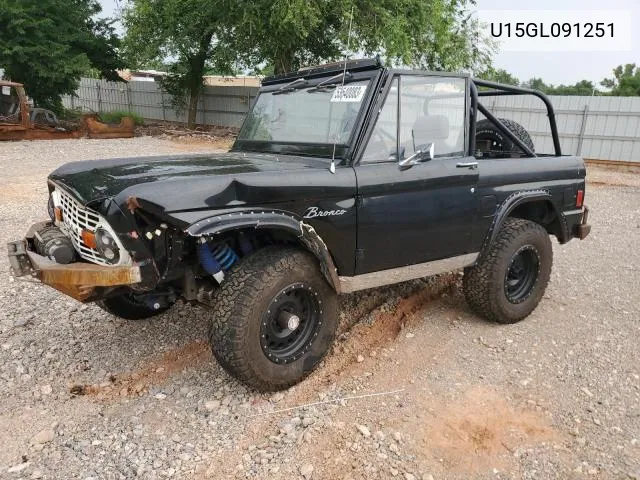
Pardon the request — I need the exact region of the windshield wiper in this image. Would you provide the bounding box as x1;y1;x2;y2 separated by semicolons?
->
307;71;353;92
273;77;309;95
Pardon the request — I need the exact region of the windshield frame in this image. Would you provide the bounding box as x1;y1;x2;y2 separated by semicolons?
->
232;68;383;160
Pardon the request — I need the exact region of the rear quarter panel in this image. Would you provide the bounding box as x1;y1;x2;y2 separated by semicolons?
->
472;155;586;251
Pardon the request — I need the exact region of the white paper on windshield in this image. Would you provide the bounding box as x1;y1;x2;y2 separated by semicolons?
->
330;85;366;103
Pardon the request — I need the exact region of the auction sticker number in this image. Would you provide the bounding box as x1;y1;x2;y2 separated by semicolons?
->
330;85;366;103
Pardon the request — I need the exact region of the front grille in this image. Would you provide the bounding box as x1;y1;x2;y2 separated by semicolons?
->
56;188;110;265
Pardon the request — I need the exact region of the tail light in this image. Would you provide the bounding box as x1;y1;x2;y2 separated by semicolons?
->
576;189;584;208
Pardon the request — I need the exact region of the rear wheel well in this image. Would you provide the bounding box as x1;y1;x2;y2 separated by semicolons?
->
508;200;564;242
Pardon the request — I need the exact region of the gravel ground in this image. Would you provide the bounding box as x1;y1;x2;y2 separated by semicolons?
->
0;138;638;480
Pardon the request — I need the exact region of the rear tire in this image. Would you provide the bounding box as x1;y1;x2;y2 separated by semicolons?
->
463;218;552;324
208;247;338;391
97;292;172;320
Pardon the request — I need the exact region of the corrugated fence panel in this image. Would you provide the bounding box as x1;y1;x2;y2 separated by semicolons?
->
62;78;640;162
62;78;258;129
488;94;640;162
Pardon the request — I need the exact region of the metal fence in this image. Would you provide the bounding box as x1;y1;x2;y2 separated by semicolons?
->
485;94;640;163
62;78;258;128
62;78;640;163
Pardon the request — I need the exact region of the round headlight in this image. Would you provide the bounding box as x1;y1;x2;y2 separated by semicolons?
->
95;227;120;264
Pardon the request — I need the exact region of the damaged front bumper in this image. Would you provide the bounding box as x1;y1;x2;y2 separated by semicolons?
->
7;221;141;302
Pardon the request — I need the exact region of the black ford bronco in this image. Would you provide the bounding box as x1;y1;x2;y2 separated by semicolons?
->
8;58;590;391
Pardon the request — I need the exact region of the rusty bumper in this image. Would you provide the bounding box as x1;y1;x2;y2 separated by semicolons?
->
8;235;141;302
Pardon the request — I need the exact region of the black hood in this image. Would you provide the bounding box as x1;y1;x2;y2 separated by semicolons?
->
48;152;328;206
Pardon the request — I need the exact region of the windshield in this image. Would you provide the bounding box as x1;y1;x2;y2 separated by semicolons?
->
237;79;370;146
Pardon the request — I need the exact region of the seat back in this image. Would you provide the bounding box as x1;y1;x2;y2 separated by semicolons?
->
411;115;449;152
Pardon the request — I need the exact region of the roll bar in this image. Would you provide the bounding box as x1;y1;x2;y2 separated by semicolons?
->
470;79;562;157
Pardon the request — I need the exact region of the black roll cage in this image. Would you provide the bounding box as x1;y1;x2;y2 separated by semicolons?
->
239;59;563;162
351;69;563;165
470;79;562;157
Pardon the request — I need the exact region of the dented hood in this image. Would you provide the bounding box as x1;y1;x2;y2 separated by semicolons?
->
48;152;330;208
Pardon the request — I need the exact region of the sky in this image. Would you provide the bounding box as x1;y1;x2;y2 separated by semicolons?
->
476;0;638;85
97;0;638;86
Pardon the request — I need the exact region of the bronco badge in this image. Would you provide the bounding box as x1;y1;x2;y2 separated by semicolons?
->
303;206;347;219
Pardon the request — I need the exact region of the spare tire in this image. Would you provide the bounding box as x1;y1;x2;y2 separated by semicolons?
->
475;118;534;156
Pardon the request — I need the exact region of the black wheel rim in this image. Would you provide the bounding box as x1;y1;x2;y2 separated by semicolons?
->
260;283;322;364
476;134;504;154
504;245;540;303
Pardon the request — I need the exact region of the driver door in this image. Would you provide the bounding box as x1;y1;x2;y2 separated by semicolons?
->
354;73;479;274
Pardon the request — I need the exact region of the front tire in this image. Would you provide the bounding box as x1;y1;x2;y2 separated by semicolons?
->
463;218;552;323
208;247;338;391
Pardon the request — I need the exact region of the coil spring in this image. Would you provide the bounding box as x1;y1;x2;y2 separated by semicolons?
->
211;243;238;271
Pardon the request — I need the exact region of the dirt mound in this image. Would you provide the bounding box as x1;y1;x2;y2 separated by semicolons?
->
416;387;560;474
69;341;211;400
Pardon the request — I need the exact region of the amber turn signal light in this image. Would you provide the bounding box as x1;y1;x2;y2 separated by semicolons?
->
54;207;63;222
81;229;97;249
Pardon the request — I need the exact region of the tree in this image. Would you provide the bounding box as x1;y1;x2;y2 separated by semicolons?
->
523;77;599;96
523;77;547;92
550;80;598;96
122;0;240;128
0;0;122;111
477;67;519;86
122;0;490;128
233;0;490;75
601;64;640;96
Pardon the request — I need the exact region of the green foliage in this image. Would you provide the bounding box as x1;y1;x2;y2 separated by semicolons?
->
57;107;85;121
232;0;491;74
601;64;640;96
549;80;598;96
477;67;519;86
98;110;145;125
122;0;240;127
480;64;640;97
523;77;599;96
0;0;123;112
122;0;491;127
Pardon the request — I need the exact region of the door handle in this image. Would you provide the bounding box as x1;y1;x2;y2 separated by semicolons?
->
456;161;478;170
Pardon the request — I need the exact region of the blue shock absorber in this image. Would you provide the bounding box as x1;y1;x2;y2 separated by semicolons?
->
197;238;238;283
211;243;238;270
197;239;224;283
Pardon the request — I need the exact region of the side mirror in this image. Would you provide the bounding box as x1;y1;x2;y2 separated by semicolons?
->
398;143;434;169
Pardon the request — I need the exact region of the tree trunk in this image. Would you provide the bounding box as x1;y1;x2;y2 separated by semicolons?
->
273;49;295;75
185;32;214;129
186;90;199;129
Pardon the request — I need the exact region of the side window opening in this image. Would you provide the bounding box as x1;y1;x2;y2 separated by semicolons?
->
360;75;466;164
399;76;466;159
0;85;21;125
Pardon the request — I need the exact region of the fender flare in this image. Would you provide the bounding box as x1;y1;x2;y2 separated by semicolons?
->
480;190;568;255
185;208;341;293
